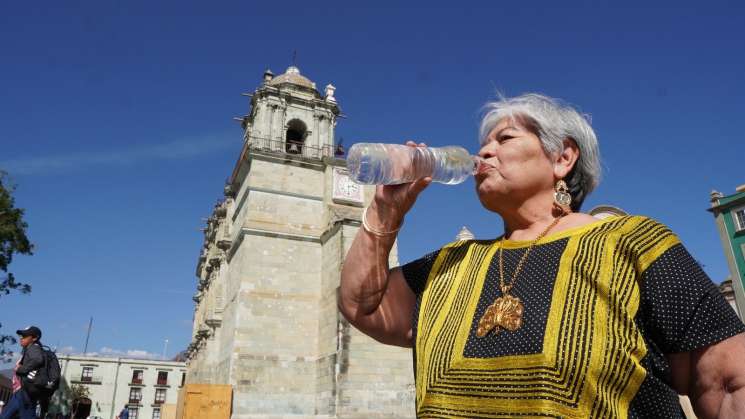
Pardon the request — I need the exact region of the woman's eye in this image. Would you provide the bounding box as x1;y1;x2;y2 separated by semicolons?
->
499;135;514;142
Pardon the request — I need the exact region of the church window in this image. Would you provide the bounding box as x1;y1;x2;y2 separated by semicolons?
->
285;119;307;154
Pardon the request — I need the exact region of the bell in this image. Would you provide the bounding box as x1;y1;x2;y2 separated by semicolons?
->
287;142;300;154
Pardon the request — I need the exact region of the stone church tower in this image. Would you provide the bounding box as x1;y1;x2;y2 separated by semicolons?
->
186;66;415;418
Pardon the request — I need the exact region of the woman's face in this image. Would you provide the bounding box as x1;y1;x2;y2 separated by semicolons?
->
475;117;556;212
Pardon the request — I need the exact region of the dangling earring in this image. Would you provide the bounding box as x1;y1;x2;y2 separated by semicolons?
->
554;179;572;214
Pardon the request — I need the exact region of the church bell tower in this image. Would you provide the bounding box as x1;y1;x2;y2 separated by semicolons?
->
186;66;414;418
245;65;340;159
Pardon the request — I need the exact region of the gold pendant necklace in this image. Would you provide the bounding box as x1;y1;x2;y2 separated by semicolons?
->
476;215;563;338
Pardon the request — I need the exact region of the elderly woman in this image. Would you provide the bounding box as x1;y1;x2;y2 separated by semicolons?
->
339;94;745;418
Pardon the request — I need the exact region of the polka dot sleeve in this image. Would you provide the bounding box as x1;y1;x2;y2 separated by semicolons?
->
401;249;441;295
638;243;745;354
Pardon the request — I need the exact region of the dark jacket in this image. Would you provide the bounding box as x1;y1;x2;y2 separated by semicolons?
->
16;341;46;397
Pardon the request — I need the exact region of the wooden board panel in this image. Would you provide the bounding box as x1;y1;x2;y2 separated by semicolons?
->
176;384;232;419
160;403;177;419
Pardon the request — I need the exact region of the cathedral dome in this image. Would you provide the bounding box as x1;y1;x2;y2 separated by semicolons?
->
267;66;316;90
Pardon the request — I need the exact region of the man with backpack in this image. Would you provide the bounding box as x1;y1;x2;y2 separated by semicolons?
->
0;325;56;419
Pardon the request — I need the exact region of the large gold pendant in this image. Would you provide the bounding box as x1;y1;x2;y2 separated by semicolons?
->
476;294;524;337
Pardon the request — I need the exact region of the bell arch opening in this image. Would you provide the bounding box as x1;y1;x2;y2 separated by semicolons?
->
285;119;307;154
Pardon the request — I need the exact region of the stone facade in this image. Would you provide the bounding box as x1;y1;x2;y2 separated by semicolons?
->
50;355;186;419
186;66;415;418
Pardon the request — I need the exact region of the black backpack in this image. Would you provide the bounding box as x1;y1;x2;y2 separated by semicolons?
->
44;345;61;392
32;345;61;395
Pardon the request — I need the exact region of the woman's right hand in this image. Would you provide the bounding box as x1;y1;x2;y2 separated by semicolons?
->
367;141;432;231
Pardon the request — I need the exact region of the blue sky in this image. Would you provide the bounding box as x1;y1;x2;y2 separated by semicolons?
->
2;1;744;363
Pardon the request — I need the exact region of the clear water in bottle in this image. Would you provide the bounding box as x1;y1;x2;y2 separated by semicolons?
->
346;143;479;185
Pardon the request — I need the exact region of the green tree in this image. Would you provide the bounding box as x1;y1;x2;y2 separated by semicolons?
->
50;380;91;416
70;383;91;400
0;170;34;358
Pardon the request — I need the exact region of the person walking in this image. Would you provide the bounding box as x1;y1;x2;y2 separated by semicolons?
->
0;326;46;419
115;406;129;419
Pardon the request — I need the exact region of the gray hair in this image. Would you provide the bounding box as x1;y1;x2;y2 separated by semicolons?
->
479;93;601;211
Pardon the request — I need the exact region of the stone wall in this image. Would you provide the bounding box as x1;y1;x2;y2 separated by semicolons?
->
186;67;415;418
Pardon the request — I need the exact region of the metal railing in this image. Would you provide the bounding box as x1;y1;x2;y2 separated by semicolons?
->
74;375;103;384
245;134;338;161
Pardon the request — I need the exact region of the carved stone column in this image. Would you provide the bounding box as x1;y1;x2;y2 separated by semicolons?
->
313;113;321;149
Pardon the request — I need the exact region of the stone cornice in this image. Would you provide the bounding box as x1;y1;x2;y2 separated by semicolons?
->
250;86;340;115
230;184;324;226
226;216;362;262
248;146;330;168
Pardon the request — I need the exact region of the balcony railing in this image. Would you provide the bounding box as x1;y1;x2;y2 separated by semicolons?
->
245;134;337;161
156;379;168;386
128;398;142;404
72;375;102;384
131;378;143;385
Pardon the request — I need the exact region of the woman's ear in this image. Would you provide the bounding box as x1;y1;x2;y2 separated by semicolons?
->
553;138;580;179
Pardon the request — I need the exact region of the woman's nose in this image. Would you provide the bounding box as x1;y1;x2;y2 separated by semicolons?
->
478;142;496;158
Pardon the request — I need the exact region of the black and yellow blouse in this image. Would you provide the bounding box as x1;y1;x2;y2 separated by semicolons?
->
401;215;744;418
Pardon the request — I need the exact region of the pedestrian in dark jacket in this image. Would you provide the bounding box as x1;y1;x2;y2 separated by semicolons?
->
116;406;129;419
0;325;47;419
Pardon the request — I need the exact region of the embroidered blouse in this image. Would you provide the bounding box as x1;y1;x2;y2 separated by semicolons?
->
401;216;744;418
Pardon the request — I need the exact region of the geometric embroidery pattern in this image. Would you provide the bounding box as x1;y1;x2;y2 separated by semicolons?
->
464;239;566;358
414;216;679;418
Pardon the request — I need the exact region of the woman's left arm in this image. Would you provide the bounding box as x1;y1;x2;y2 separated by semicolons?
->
670;333;745;418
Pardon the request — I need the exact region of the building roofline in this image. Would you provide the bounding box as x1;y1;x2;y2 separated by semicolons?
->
57;354;186;367
707;196;745;213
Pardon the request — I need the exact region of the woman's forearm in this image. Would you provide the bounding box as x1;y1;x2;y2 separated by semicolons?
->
339;221;398;317
338;177;426;342
339;202;404;317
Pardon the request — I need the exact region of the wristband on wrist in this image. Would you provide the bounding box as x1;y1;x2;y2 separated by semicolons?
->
361;206;402;237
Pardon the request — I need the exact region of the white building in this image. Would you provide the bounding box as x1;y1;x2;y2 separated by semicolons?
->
51;355;186;419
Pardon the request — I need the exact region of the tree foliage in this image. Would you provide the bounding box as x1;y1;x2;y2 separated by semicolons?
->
70;383;91;400
0;170;34;357
1;171;33;295
50;380;92;416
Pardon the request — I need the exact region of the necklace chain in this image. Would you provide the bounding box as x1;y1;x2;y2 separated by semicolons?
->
476;215;566;338
498;216;563;295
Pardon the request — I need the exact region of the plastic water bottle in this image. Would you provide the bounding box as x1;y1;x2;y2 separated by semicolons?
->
346;143;481;185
